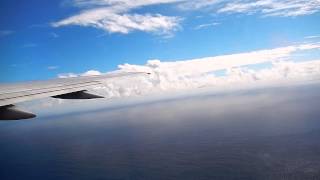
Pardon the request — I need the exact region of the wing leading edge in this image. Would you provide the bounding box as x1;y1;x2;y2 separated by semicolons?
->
0;72;147;120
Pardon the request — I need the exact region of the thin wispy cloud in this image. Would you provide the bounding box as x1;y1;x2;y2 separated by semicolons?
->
22;43;37;48
194;22;220;30
180;0;320;17
217;0;320;17
0;30;14;37
178;0;220;10
28;24;49;29
50;32;59;38
305;35;320;39
53;0;182;36
71;0;183;7
47;66;59;70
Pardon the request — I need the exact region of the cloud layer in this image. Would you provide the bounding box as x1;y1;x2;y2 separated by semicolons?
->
57;43;320;99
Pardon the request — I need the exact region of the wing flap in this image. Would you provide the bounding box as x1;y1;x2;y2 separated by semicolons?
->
0;105;36;120
52;90;104;99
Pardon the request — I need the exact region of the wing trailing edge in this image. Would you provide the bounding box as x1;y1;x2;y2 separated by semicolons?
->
0;71;149;120
0;91;104;120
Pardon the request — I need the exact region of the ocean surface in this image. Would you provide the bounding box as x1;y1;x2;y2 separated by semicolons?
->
1;83;320;180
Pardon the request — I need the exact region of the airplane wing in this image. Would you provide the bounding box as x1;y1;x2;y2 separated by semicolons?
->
0;72;148;120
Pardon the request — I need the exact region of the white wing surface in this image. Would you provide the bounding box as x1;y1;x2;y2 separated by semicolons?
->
0;72;147;120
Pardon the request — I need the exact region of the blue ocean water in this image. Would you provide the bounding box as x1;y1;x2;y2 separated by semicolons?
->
1;83;320;180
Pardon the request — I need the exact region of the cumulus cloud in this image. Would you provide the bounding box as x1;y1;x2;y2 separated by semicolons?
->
82;70;103;76
24;42;319;112
53;0;182;35
87;59;320;99
55;43;320;99
118;43;320;76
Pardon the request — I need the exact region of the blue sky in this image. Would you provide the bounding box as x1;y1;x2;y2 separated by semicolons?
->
0;0;320;82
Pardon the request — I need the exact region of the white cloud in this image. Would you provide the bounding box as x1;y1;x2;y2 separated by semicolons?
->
82;70;103;76
194;22;220;30
25;42;320;111
57;43;320;99
305;35;320;39
53;0;320;35
217;0;320;17
180;0;320;17
72;0;183;7
118;43;320;76
178;0;221;10
88;59;320;99
58;73;78;78
53;0;182;35
58;70;103;78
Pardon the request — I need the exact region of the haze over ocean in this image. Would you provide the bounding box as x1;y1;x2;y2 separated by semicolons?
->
1;82;320;180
